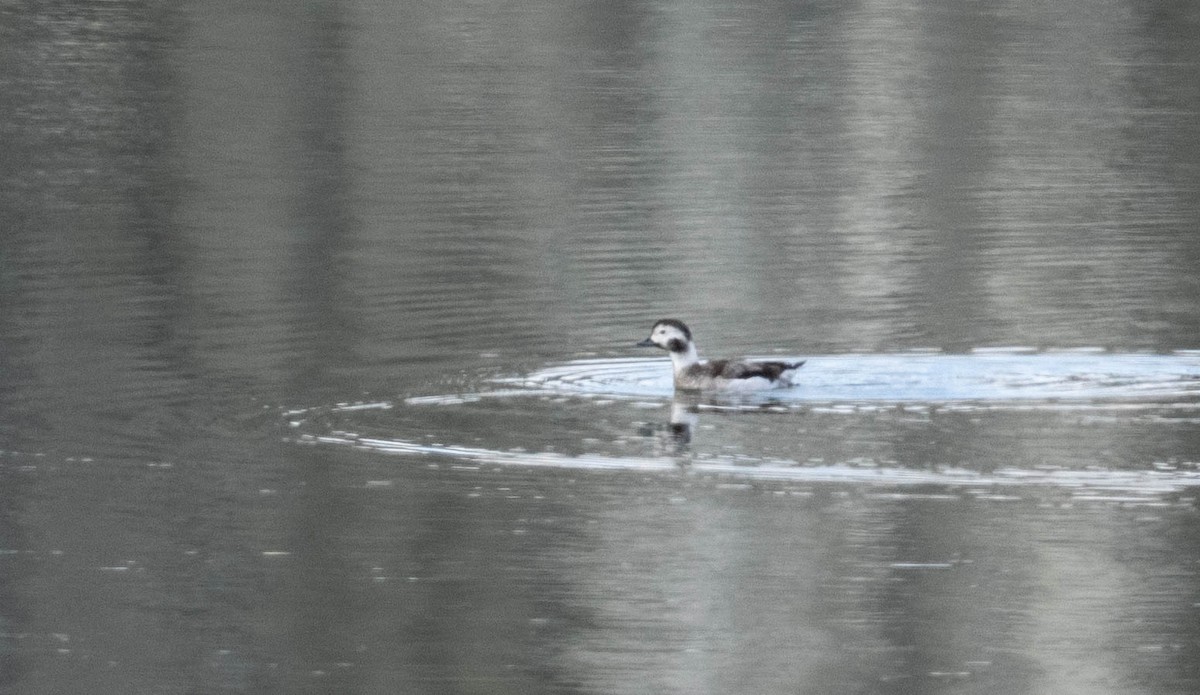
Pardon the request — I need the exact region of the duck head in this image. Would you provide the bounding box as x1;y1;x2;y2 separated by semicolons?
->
637;319;694;354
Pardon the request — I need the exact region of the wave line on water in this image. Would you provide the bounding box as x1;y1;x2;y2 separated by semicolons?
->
295;431;1200;496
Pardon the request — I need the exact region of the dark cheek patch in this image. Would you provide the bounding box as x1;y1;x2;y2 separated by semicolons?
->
667;338;686;353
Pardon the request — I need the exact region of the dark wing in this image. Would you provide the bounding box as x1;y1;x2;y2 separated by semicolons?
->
709;359;805;380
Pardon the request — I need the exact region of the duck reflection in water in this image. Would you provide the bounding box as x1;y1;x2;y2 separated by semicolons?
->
639;393;701;455
641;391;800;457
667;396;700;448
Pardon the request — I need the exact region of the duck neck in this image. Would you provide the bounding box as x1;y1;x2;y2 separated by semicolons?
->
668;343;700;377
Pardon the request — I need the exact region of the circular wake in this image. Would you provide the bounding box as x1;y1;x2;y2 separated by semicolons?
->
285;350;1200;500
497;350;1200;404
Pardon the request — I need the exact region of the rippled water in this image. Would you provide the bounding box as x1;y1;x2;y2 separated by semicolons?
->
293;350;1200;498
3;0;1200;693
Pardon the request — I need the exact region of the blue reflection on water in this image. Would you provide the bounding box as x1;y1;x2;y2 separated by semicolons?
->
505;350;1200;403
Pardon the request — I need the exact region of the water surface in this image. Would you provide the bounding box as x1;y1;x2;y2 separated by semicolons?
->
2;0;1200;693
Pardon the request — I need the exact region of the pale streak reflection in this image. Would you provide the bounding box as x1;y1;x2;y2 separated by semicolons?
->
549;482;842;694
1027;531;1132;695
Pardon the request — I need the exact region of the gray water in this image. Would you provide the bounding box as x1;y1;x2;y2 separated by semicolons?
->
3;1;1200;693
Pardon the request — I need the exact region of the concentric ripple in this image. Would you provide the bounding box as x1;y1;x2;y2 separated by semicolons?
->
499;350;1200;403
287;351;1200;498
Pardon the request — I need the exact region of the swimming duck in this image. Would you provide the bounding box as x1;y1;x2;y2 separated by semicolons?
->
637;319;804;391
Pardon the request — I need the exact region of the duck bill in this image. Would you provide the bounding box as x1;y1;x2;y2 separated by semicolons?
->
636;338;656;348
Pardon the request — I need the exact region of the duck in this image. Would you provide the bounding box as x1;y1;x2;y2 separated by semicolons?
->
637;319;804;391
